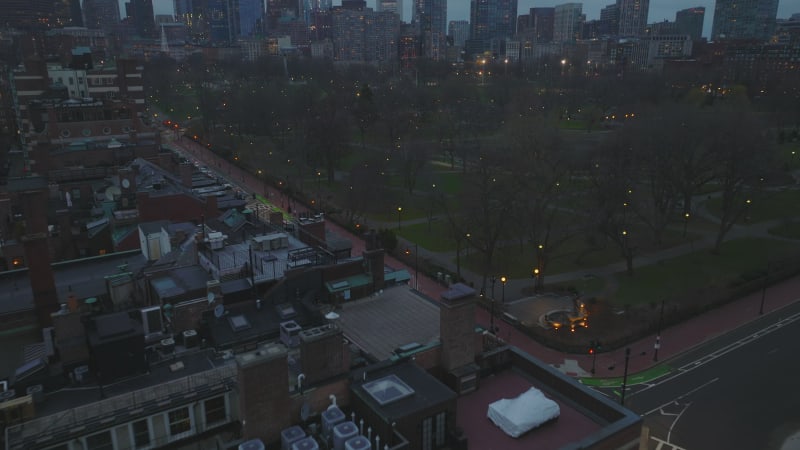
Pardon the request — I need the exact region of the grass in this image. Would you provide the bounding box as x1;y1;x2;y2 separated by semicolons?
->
705;188;800;223
398;220;458;252
611;237;800;307
768;221;800;239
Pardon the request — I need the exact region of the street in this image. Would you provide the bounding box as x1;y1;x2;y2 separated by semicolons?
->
626;300;800;450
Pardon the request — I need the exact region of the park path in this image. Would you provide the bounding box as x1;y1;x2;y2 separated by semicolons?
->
163;130;800;378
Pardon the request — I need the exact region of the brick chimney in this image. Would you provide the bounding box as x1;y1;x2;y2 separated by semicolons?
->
51;306;89;367
297;218;325;247
439;283;477;372
236;343;290;443
363;248;385;292
19;182;59;328
179;162;193;188
299;324;347;385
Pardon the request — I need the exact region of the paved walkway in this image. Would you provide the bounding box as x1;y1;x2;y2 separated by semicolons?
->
164;132;800;379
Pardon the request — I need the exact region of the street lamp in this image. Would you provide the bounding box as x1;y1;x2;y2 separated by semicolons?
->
490;275;496;301
501;276;507;304
683;212;690;238
653;299;664;361
405;244;419;291
397;206;403;230
620;348;631;405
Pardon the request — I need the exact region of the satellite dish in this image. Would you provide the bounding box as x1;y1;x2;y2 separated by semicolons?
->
105;185;122;201
214;304;224;318
325;311;340;321
122;178;130;189
207;291;215;305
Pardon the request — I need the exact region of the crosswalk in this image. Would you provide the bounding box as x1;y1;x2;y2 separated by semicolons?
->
650;436;687;450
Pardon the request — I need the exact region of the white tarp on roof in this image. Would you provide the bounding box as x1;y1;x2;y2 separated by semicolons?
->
487;387;560;438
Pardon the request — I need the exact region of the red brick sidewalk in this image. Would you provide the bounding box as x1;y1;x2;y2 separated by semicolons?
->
171;135;800;377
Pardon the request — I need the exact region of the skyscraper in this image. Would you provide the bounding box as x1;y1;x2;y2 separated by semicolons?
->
83;0;121;30
712;0;779;41
448;19;469;47
377;0;403;21
267;0;300;32
468;0;517;54
675;6;704;40
553;3;582;43
126;0;156;38
617;0;649;37
237;0;263;36
413;0;447;60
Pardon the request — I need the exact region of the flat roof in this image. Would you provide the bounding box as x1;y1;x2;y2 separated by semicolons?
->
351;361;456;421
457;369;602;449
337;285;440;361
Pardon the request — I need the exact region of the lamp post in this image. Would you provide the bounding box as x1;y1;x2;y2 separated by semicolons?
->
683;212;690;238
620;347;631;405
501;276;507;304
397;206;402;230
316;170;322;208
760;266;768;315
653;299;665;361
406;243;418;290
490;275;496;301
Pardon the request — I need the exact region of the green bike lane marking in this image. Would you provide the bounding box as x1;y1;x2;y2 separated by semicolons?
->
579;364;672;387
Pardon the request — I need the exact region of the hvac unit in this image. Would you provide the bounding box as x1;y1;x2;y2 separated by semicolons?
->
321;406;345;436
333;422;358;450
238;439;265;450
345;436;371;450
291;437;319;450
280;321;302;348
281;425;306;450
182;329;198;348
0;389;15;403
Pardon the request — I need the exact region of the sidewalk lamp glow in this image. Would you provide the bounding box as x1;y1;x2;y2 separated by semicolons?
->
501;276;507;304
397;206;403;230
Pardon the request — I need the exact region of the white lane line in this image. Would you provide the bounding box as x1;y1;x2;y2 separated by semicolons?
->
645;377;719;416
667;402;690;443
651;436;688;450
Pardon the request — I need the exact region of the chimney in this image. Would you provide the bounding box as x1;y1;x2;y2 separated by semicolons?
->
299;324;347;385
19;182;59;328
237;343;290;443
179;162;193;188
439;283;477;372
363;248;385;292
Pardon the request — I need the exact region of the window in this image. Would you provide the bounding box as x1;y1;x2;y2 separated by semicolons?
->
131;418;151;448
68;77;74;85
167;407;193;439
204;396;226;426
71;188;81;200
85;430;113;450
421;417;433;450
434;412;446;447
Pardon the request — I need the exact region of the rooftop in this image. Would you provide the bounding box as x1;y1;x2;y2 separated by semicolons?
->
336;285;440;361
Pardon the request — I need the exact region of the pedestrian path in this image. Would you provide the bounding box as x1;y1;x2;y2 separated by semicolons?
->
165;132;800;382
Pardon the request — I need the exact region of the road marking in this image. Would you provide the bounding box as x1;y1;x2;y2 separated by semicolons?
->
645;377;719;416
651;436;688;450
636;311;800;396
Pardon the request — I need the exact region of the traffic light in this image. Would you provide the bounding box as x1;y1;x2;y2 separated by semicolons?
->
589;340;596;355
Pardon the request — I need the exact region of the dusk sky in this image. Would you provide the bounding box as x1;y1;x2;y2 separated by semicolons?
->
139;0;799;39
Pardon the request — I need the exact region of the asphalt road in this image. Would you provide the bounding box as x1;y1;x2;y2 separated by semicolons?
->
623;300;800;450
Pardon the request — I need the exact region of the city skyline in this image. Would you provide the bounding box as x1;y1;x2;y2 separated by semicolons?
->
136;0;798;39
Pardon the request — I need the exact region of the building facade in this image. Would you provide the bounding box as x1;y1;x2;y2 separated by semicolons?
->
617;0;649;37
553;3;582;43
712;0;780;41
413;0;447;60
675;6;704;41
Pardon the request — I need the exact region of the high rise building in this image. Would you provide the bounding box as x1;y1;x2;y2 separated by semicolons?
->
267;0;300;32
675;6;704;40
553;3;582;43
332;7;399;62
83;0;121;30
237;0;263;36
377;0;403;21
448;20;469;47
712;0;779;41
617;0;649;37
468;0;517;55
600;3;619;35
413;0;447;60
126;0;156;38
0;0;58;29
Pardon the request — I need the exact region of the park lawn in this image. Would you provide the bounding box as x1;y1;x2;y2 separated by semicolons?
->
611;237;800;307
768;221;800;239
705;188;800;223
397;219;460;252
